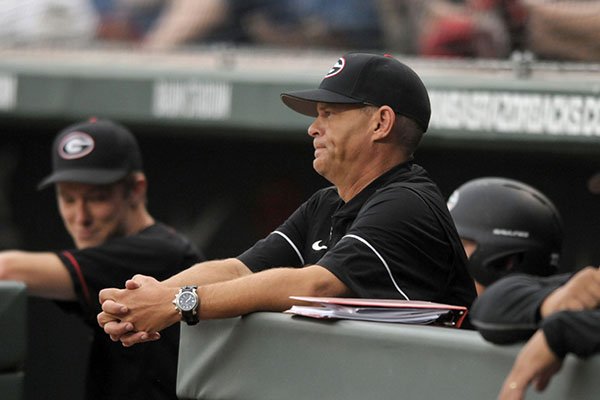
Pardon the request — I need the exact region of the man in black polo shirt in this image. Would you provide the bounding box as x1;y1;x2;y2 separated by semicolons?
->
0;118;202;399
98;53;476;345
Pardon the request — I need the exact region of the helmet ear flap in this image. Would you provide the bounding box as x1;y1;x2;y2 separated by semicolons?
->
487;252;523;273
468;248;526;287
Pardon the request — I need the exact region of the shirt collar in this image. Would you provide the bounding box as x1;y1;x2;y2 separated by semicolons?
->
334;161;413;218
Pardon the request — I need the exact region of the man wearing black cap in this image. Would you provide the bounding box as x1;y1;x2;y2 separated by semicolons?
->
97;53;476;346
0;118;202;399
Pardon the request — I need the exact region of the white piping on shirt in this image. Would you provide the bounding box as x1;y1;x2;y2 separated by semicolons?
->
343;234;410;300
272;231;305;265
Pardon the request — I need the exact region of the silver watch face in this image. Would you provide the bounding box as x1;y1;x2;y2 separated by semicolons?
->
178;292;197;311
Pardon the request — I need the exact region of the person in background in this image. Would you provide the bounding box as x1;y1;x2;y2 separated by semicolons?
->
0;118;202;400
524;0;600;62
448;177;563;295
470;267;600;400
97;52;476;347
92;0;165;42
141;0;383;51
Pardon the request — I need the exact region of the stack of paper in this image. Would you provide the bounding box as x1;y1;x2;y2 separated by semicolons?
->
285;296;468;328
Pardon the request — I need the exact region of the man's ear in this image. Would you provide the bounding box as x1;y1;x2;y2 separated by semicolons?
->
372;105;396;141
129;173;147;205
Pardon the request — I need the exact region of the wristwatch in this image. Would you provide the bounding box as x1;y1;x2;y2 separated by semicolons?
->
173;286;200;325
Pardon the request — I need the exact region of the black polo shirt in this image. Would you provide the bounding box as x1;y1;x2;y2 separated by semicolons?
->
56;223;202;400
238;162;476;307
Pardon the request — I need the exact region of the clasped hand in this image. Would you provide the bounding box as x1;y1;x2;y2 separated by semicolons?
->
97;275;179;347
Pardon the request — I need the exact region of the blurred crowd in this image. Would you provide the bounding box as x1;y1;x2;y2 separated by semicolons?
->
0;0;599;61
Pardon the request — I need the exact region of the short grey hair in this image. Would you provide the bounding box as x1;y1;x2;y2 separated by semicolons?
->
393;115;424;157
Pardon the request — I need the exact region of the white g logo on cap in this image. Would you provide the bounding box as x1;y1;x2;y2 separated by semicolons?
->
325;57;345;78
59;132;95;160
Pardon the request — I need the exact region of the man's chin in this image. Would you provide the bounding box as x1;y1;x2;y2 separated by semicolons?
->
75;238;101;249
313;163;332;183
313;160;325;176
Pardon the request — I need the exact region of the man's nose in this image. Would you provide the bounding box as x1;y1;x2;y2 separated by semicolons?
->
308;119;321;137
73;200;91;224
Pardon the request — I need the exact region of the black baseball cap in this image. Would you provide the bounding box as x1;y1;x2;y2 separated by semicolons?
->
38;118;143;189
281;53;431;131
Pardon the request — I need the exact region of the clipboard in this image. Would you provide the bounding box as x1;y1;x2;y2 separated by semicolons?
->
285;296;469;328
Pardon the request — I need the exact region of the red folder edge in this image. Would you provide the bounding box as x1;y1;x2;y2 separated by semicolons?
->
289;296;469;328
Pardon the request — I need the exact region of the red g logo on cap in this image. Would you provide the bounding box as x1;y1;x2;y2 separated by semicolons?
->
59;132;95;160
325;57;345;78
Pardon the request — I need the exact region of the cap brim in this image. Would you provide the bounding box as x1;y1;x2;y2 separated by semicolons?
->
281;89;363;117
37;169;129;190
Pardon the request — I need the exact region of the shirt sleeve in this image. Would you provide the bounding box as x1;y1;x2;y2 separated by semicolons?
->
237;200;310;271
542;309;600;359
470;273;571;344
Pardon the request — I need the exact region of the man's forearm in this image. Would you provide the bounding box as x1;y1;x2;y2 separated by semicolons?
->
196;265;350;320
161;258;251;287
0;251;76;300
470;274;568;344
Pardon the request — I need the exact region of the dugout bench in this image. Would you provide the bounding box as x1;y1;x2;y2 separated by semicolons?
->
177;312;600;400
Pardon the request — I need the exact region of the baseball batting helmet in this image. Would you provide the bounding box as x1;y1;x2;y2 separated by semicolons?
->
447;177;563;286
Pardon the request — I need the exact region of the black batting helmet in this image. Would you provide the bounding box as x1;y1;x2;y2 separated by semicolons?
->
447;177;563;286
